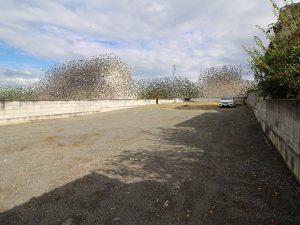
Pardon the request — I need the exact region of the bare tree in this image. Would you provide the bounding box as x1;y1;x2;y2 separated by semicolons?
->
35;54;135;100
136;76;200;99
199;65;250;97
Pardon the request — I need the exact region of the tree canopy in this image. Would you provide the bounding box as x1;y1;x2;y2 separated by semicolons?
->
245;0;300;99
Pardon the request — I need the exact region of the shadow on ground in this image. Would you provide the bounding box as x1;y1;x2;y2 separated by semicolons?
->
175;104;220;111
1;106;299;225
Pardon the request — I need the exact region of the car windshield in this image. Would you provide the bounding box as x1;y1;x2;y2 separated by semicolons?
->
221;97;233;100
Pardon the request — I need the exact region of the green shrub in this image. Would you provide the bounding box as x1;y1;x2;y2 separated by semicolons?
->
245;0;300;99
0;87;35;100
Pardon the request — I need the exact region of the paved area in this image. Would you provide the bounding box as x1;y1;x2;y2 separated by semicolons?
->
0;103;299;225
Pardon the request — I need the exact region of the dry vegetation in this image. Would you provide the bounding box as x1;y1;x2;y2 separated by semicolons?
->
33;54;135;100
199;65;252;98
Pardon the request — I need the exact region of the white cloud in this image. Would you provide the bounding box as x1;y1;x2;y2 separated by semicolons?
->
0;68;41;87
0;0;295;85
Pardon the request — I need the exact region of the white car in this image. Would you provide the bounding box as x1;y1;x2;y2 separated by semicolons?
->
219;96;235;107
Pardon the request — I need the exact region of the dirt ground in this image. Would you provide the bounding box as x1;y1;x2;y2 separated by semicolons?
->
0;102;299;225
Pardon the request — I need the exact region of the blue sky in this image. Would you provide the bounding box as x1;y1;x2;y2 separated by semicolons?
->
0;0;295;86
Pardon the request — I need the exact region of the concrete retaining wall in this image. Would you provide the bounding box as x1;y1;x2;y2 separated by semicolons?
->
246;92;300;182
0;99;178;126
191;97;246;105
233;97;246;105
191;98;219;102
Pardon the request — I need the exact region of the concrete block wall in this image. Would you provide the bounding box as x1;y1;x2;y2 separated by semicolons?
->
157;99;182;104
233;97;246;105
246;92;300;182
191;98;219;102
0;99;178;126
191;97;246;105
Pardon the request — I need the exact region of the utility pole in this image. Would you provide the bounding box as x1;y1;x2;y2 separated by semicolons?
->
172;64;176;77
172;64;176;101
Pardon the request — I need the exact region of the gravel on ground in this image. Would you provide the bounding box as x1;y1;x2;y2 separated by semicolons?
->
0;103;299;225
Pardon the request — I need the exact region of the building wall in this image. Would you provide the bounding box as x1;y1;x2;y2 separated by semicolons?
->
246;92;300;182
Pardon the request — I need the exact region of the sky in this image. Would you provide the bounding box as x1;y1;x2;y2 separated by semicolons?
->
0;0;295;86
